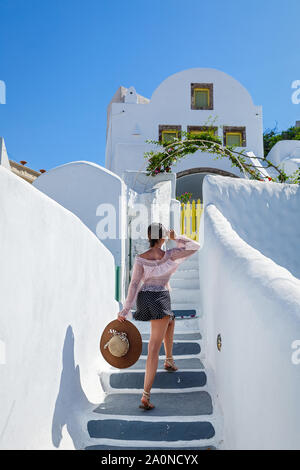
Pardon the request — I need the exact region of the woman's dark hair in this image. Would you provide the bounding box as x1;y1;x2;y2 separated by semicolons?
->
147;222;167;247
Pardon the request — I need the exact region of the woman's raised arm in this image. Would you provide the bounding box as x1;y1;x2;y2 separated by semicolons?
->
169;234;201;265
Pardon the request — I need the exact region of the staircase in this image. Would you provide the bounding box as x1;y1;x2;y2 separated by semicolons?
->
84;252;221;450
169;251;202;315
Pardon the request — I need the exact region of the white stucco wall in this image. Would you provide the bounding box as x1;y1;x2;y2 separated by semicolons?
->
106;68;263;178
33;161;127;298
199;175;300;449
266;140;300;177
0;167;119;449
200;174;300;280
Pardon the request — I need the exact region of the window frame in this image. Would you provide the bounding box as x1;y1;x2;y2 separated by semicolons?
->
191;83;214;110
158;125;182;143
223;126;246;147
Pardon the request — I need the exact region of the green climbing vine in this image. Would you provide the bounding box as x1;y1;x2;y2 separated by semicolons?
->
144;129;300;184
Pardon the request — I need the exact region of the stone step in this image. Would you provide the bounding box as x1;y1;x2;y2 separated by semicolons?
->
125;357;204;370
170;288;200;303
87;418;215;442
176;265;199;275
100;370;207;390
171;303;202;315
172;309;198;319
141;341;200;356
176;256;199;269
132;309;198;320
141;332;202;341
91;391;213;417
173;317;201;333
172;268;199;279
131;316;201;334
170;277;200;289
85;444;216;450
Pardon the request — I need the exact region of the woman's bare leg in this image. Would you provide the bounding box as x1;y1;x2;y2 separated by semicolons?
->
142;316;170;405
163;317;175;359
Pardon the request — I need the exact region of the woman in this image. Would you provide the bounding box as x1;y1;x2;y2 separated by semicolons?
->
117;222;200;410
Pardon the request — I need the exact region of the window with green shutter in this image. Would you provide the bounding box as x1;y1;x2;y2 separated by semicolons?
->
194;89;209;108
223;127;246;147
162;130;178;143
191;83;213;110
158;125;182;143
226;132;242;147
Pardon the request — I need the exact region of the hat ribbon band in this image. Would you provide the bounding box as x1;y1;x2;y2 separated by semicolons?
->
104;329;129;350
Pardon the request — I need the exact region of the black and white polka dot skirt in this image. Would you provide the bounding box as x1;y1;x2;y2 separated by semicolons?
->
133;290;175;322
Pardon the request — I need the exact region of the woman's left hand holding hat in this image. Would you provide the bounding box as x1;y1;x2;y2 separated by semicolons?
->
117;304;128;322
117;311;127;323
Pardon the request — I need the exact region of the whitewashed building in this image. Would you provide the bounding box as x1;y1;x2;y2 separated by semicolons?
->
106;67;264;200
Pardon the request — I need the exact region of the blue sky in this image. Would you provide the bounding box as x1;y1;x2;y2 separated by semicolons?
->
0;0;299;172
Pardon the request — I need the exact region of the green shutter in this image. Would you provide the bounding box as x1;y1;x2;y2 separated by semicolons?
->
162;131;177;143
226;133;242;147
194;89;209;108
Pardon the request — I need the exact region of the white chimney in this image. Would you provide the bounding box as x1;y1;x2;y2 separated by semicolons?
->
124;86;138;104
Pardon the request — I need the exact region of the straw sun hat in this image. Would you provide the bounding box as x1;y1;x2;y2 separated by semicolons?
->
100;319;142;369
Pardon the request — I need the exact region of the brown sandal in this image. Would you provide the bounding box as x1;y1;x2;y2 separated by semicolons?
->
139;390;155;410
164;356;178;372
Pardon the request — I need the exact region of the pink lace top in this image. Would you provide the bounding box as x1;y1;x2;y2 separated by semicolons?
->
119;235;201;316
